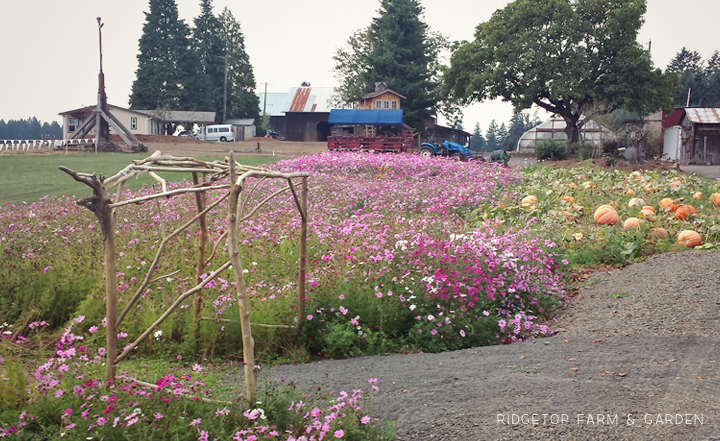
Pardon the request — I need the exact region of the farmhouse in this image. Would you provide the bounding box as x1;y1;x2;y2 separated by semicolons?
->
58;104;216;139
354;82;405;110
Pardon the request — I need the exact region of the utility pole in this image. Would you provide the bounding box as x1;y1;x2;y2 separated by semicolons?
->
222;55;228;123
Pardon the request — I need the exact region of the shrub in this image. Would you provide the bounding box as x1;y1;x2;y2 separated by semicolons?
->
535;139;567;161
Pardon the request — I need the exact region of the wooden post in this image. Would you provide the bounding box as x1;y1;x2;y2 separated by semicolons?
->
226;151;257;403
57;167;118;382
192;173;208;329
296;177;308;331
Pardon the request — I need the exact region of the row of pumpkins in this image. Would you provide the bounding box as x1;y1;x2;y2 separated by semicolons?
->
519;193;718;248
592;194;717;248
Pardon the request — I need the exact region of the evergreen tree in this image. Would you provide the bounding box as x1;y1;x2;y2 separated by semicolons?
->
333;0;443;130
218;8;260;121
368;0;437;130
667;47;703;74
193;0;224;120
469;122;486;151
130;0;207;112
505;112;529;151
497;123;508;150
666;48;720;107
486;120;499;151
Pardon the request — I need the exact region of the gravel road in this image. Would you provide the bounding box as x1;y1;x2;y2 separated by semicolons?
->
255;249;720;440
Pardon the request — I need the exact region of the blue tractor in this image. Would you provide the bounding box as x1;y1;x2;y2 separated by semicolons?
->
418;140;480;161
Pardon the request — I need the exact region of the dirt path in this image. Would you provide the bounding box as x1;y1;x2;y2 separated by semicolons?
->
253;250;720;440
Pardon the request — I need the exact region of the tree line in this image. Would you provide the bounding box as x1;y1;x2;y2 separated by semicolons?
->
0;118;62;140
129;0;259;124
666;47;720;108
469;112;543;152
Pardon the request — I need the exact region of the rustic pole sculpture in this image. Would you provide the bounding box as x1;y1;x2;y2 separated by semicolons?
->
58;167;118;381
61;152;309;397
226;150;257;402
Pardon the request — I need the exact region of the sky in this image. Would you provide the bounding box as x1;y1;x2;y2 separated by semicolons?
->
1;0;718;134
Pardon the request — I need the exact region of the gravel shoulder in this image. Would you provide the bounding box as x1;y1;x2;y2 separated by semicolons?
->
254;250;720;440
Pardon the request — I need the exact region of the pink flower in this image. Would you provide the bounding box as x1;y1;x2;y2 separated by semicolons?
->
190;418;202;427
43;266;52;273
459;330;466;337
89;326;98;334
177;354;183;360
375;292;383;298
360;415;371;425
306;314;313;321
334;429;344;438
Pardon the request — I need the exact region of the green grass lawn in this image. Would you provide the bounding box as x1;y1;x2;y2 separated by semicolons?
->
0;152;279;204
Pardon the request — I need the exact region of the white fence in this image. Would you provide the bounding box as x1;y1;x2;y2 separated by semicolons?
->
1;138;97;152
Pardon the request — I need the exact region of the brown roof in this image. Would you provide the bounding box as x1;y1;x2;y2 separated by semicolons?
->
354;88;406;101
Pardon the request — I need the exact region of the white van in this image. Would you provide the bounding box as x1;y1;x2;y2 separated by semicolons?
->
201;124;235;142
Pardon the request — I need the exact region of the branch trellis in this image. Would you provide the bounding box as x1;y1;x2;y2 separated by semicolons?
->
59;150;309;402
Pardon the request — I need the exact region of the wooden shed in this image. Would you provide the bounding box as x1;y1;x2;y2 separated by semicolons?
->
678;108;720;165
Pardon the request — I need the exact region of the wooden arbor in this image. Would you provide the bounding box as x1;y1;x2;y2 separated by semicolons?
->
59;151;309;402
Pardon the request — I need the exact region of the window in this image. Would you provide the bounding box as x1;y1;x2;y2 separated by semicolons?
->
219;127;229;132
130;117;137;130
383;100;390;109
391;100;398;109
68;117;77;132
375;100;382;109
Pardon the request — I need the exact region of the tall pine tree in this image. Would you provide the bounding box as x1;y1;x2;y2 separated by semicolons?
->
218;7;260;121
469;122;486;151
193;0;224;121
333;0;440;130
486;120;499;151
368;0;436;130
130;0;208;112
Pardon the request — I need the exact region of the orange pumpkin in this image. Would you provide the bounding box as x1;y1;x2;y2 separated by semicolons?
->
639;208;655;221
674;204;697;220
561;195;575;204
624;189;636;196
623;217;642;229
594;204;619;225
641;205;655;214
677;230;702;247
659;198;675;210
710;193;720;206
521;195;538;208
693;192;703;201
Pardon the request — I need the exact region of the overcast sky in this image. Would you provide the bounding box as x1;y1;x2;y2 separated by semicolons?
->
1;0;718;134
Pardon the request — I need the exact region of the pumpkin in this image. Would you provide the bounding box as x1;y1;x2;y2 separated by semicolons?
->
649;227;669;239
693;192;703;201
677;230;702;247
639;208;655;221
674;204;697;220
594;204;619;225
582;181;593;190
521;195;538;208
623;217;642;229
624;189;636;196
567;182;577;189
641;205;655;214
643;183;656;193
710;193;720;206
561;195;575;204
659;198;674;210
628;197;646;208
670;177;684;188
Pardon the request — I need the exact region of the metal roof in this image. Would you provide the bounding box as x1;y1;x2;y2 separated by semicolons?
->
328;109;404;126
684;108;720;124
258;87;336;116
225;118;256;126
136;110;216;123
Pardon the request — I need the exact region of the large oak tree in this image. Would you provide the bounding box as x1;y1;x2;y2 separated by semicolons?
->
444;0;677;146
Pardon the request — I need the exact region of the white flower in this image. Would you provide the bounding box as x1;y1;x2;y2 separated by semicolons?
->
409;304;416;311
154;330;163;339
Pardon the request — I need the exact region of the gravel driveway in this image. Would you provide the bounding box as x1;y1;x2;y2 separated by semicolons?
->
254;249;720;440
